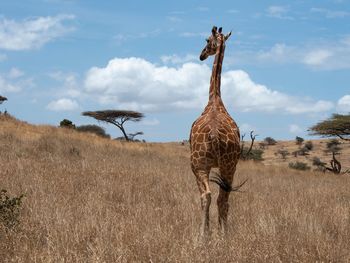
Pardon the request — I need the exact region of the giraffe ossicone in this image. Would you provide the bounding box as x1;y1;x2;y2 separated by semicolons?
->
189;26;241;239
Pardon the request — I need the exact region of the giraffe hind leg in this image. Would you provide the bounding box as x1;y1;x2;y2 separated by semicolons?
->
194;170;211;241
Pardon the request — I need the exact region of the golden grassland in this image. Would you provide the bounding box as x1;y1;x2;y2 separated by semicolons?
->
260;139;350;171
0;114;349;262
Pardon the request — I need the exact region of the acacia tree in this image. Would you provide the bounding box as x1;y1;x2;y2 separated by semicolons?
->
309;113;350;141
82;110;144;141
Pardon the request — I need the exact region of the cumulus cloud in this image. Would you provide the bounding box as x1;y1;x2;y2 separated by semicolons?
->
0;14;75;51
83;57;334;114
266;6;293;19
160;54;197;64
303;49;333;66
49;71;81;98
337;95;350;112
289;124;303;134
0;76;21;93
235;37;350;70
47;98;79;111
8;68;24;79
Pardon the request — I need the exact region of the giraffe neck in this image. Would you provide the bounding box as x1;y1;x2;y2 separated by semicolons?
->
209;39;225;101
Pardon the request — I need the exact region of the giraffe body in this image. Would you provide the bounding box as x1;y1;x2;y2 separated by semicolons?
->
190;26;240;239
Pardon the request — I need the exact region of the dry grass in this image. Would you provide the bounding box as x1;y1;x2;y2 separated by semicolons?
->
260;139;350;171
0;114;349;262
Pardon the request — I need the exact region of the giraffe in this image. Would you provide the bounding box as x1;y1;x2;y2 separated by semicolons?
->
189;26;242;239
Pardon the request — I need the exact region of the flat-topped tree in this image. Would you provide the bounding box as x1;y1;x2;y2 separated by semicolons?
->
309;113;350;141
82;110;144;141
0;96;7;104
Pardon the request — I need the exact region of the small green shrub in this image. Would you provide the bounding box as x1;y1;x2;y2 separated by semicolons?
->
0;190;25;229
304;141;313;151
277;149;289;160
288;161;311;171
76;125;110;138
60;119;75;129
326;139;341;154
241;147;264;161
295;136;304;145
264;137;277;145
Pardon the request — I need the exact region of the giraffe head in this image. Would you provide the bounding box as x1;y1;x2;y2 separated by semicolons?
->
199;26;232;61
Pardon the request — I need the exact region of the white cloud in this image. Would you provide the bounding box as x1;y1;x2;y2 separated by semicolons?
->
160;54;197;64
113;29;160;45
179;32;208;38
0;75;21;93
8;68;24;79
0;14;75;51
234;37;350;70
47;98;79;111
83;57;334;114
142;118;160;126
303;49;333;66
266;6;293;19
289;124;303;134
49;71;81;98
311;8;350;18
337;95;350;112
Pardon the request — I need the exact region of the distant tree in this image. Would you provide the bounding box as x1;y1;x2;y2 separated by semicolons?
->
295;136;304;146
0;95;7;104
60;119;75;129
82;110;144;141
309;113;350;141
76;125;110;138
264;137;277;145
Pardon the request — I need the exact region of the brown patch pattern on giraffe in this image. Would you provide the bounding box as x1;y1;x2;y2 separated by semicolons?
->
189;26;241;240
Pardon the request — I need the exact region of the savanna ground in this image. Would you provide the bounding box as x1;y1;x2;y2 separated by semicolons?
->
0;114;349;262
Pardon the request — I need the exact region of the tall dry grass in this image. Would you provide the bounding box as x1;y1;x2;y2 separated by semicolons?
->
0;114;349;262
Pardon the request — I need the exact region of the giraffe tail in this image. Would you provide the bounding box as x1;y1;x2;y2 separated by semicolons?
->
209;170;248;192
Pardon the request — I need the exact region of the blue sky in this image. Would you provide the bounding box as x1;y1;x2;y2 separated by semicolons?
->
0;0;349;142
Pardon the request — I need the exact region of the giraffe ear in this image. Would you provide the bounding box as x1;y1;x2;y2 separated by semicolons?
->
218;27;222;33
211;26;217;36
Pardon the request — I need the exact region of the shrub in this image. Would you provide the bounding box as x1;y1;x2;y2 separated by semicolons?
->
312;157;326;167
264;137;277;145
241;147;264;161
0;189;24;229
277;149;289;160
76;125;110;138
295;136;304;145
60;119;75;129
325;139;341;154
304;141;313;151
289;161;311;171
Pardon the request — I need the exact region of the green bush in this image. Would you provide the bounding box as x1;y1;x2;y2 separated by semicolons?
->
76;125;110;138
304;141;313;151
60;119;75;129
295;136;304;145
326;139;341;154
241;147;264;161
264;137;277;145
0;189;24;229
288;161;311;171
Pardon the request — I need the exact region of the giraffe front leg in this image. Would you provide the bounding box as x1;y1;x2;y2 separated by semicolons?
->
217;188;230;236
